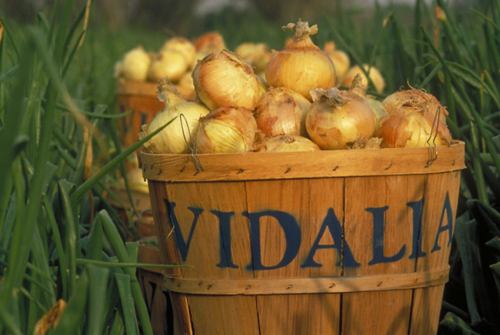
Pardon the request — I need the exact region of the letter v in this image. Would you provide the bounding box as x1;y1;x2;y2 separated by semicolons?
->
165;201;203;261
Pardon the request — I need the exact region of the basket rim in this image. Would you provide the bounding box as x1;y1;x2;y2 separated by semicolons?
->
140;141;465;182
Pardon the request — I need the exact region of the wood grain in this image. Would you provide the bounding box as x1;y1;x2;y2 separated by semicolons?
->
141;142;465;182
245;178;343;335
409;171;461;335
342;175;425;335
164;181;260;335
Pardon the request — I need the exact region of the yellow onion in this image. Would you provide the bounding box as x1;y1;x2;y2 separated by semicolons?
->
148;49;189;82
156;80;186;106
123;169;149;194
162;37;196;68
378;89;452;148
366;98;388;130
266;19;336;100
195;107;257;153
140;98;209;153
324;41;350;82
192;50;265;110
235;42;271;73
257;135;319;152
176;72;196;100
306;88;376;149
342;65;385;94
114;46;151;81
254;87;311;137
194;31;226;54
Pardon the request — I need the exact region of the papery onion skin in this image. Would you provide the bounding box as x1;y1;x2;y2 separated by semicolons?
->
162;37;197;68
324;42;350;82
254;87;311;137
235;42;271;73
141;101;209;154
366;98;388;130
194;32;226;54
115;46;151;81
157;80;186;106
257;135;319;152
306;88;376;149
379;89;452;147
195;107;257;153
343;65;385;94
177;72;196;100
148;49;189;82
192;50;265;110
265;20;336;100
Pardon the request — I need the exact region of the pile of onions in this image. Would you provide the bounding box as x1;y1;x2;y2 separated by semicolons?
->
192;50;265;110
254;87;311;137
257;135;319;152
162;37;196;69
195;107;257;153
324;42;350;82
378;89;452;148
306;88;376;149
235;42;271;74
265;19;336;99
140;92;209;153
148;49;189;82
114;46;151;81
343;65;385;94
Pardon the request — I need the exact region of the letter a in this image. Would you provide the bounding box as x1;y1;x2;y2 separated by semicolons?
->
432;193;454;252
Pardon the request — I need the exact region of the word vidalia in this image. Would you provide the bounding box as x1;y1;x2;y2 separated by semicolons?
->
164;193;453;270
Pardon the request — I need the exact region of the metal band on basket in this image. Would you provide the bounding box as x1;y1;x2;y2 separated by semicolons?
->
162;267;449;295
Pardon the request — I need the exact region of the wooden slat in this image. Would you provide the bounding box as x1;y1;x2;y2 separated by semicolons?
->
409;171;461;335
342;175;425;335
245;179;343;335
117;79;159;96
164;182;260;335
148;180;193;335
163;268;449;294
141;142;465;182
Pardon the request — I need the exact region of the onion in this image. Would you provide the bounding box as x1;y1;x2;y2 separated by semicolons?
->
235;42;271;74
140;99;209;154
194;31;226;54
324;41;350;82
115;46;151;81
124;169;149;194
378;89;452;148
157;80;185;107
265;19;336;99
192;50;265;110
162;37;196;68
306;88;376;149
366;98;388;130
257;135;319;152
177;72;196;100
342;65;385;94
254;87;311;137
195;107;257;153
148;49;189;82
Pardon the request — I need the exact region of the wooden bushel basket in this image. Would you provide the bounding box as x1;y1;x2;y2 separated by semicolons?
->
141;142;465;335
117;79;164;154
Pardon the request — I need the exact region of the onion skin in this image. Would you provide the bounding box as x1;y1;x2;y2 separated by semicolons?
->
254;87;311;137
115;46;151;81
192;50;265;110
194;32;226;54
141;102;209;154
379;89;452;148
257;135;319;152
306;88;376;149
324;42;350;82
177;72;196;100
265;20;336;100
343;65;385;94
162;37;196;68
366;98;388;130
195;107;257;153
235;42;271;73
148;49;189;82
